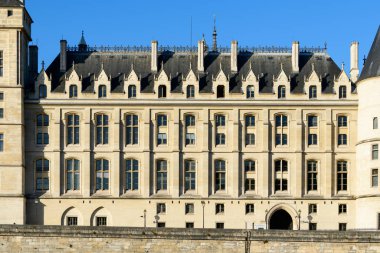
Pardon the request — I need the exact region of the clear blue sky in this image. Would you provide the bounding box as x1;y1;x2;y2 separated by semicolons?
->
26;0;378;72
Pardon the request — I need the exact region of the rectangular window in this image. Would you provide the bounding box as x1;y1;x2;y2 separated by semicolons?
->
308;115;318;127
66;159;80;191
308;204;317;214
215;203;224;214
216;133;225;145
215;115;226;127
245;204;254;214
157;133;167;145
309;223;317;231
245;179;255;191
125;159;139;191
0;93;3;100
0;133;4;152
245;133;255;145
157;222;166;228
157;115;167;127
184;160;196;191
307;161;318;191
156;160;167;191
338;116;348;127
67;114;80;144
126;114;138;145
338;134;347;146
67;217;78;226
7;10;13;17
308;134;318;145
372;169;379;187
338;204;347;214
185;203;194;214
215;160;226;191
185;133;196;145
373;144;379;160
339;223;347;231
0;108;3;119
378;213;380;230
337;161;348;191
157;203;166;214
185;222;194;228
96;217;107;226
0;51;3;77
216;222;224;229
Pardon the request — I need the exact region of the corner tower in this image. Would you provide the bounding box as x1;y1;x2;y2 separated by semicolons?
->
356;27;380;229
0;0;32;224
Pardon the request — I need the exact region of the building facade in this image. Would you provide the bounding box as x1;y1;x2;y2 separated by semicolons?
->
0;0;379;230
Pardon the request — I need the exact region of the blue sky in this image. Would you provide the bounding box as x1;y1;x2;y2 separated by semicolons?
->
27;0;378;72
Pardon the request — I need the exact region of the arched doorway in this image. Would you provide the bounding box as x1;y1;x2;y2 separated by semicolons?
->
269;209;293;230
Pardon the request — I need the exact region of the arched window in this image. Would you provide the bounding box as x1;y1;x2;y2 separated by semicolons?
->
95;159;109;191
69;85;78;98
98;85;107;98
96;114;109;145
156;159;167;191
307;160;318;191
186;85;195;98
36;114;49;145
309;85;317;99
278;85;286;99
184;160;196;191
128;85;136;98
125;159;139;191
126;114;138;145
274;160;288;192
35;158;49;191
67;113;80;144
246;85;254;99
374;117;378;129
158;85;166;98
39;84;47;98
217;85;225;98
215;160;226;191
337;161;347;191
339;86;347;99
66;159;80;191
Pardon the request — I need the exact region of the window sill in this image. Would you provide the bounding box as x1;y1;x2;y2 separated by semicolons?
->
91;192;112;198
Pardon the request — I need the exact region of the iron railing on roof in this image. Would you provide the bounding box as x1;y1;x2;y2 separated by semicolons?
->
66;45;327;54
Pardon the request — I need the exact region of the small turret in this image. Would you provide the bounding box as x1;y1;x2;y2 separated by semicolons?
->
78;31;87;52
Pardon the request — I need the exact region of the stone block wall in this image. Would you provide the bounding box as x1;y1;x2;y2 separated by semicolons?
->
0;225;379;253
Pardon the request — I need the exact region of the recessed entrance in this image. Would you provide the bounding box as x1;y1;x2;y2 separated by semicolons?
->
269;209;293;230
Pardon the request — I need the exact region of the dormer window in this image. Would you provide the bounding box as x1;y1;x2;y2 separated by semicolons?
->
247;85;254;99
158;85;166;98
128;85;136;98
69;85;78;98
217;85;225;98
278;85;286;99
339;86;347;99
39;84;47;98
186;85;195;98
309;85;317;99
98;85;107;98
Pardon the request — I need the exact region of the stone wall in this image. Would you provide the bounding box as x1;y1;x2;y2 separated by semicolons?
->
0;225;379;253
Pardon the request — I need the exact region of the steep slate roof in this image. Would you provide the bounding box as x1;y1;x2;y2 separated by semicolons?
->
46;49;341;94
359;26;380;82
0;0;24;7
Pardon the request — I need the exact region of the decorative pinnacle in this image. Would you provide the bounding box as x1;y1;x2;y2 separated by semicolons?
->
41;60;45;70
212;15;217;51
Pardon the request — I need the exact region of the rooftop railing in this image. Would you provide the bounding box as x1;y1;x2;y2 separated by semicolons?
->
66;45;327;54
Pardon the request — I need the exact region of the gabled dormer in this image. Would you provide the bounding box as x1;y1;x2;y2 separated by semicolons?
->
155;62;170;98
33;67;50;99
95;63;110;98
126;65;139;99
335;64;351;99
184;64;198;98
273;63;290;99
242;61;258;99
213;62;228;98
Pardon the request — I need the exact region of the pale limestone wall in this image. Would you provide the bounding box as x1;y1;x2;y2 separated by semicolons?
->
0;225;380;253
0;4;31;224
24;99;358;229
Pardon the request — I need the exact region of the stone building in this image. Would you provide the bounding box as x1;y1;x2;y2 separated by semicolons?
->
0;0;379;231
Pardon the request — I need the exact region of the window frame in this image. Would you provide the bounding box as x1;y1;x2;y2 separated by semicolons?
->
125;114;139;145
158;85;167;98
156;159;168;191
337;161;348;192
307;161;318;192
98;85;107;98
374;117;378;130
0;50;3;77
278;85;286;99
309;85;317;99
95;114;109;145
69;85;78;98
95;159;109;191
372;168;378;187
125;158;139;192
246;85;254;99
184;160;196;192
128;85;137;98
66;158;80;192
186;85;195;98
35;158;50;192
372;144;379;160
39;84;47;98
338;86;347;99
215;160;226;192
36;114;49;145
274;159;288;192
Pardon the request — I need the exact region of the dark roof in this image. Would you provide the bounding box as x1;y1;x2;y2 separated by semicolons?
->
0;0;24;7
45;49;341;94
359;26;380;82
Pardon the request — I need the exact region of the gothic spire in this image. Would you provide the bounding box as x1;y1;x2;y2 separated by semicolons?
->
212;16;217;52
78;31;88;51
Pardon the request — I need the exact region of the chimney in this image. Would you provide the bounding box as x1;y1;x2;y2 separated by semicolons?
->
197;40;205;72
231;40;238;72
350;41;359;82
292;41;299;73
60;40;67;73
151;40;158;72
29;45;38;76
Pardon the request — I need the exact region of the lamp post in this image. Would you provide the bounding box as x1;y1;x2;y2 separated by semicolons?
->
296;209;301;230
201;201;205;228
